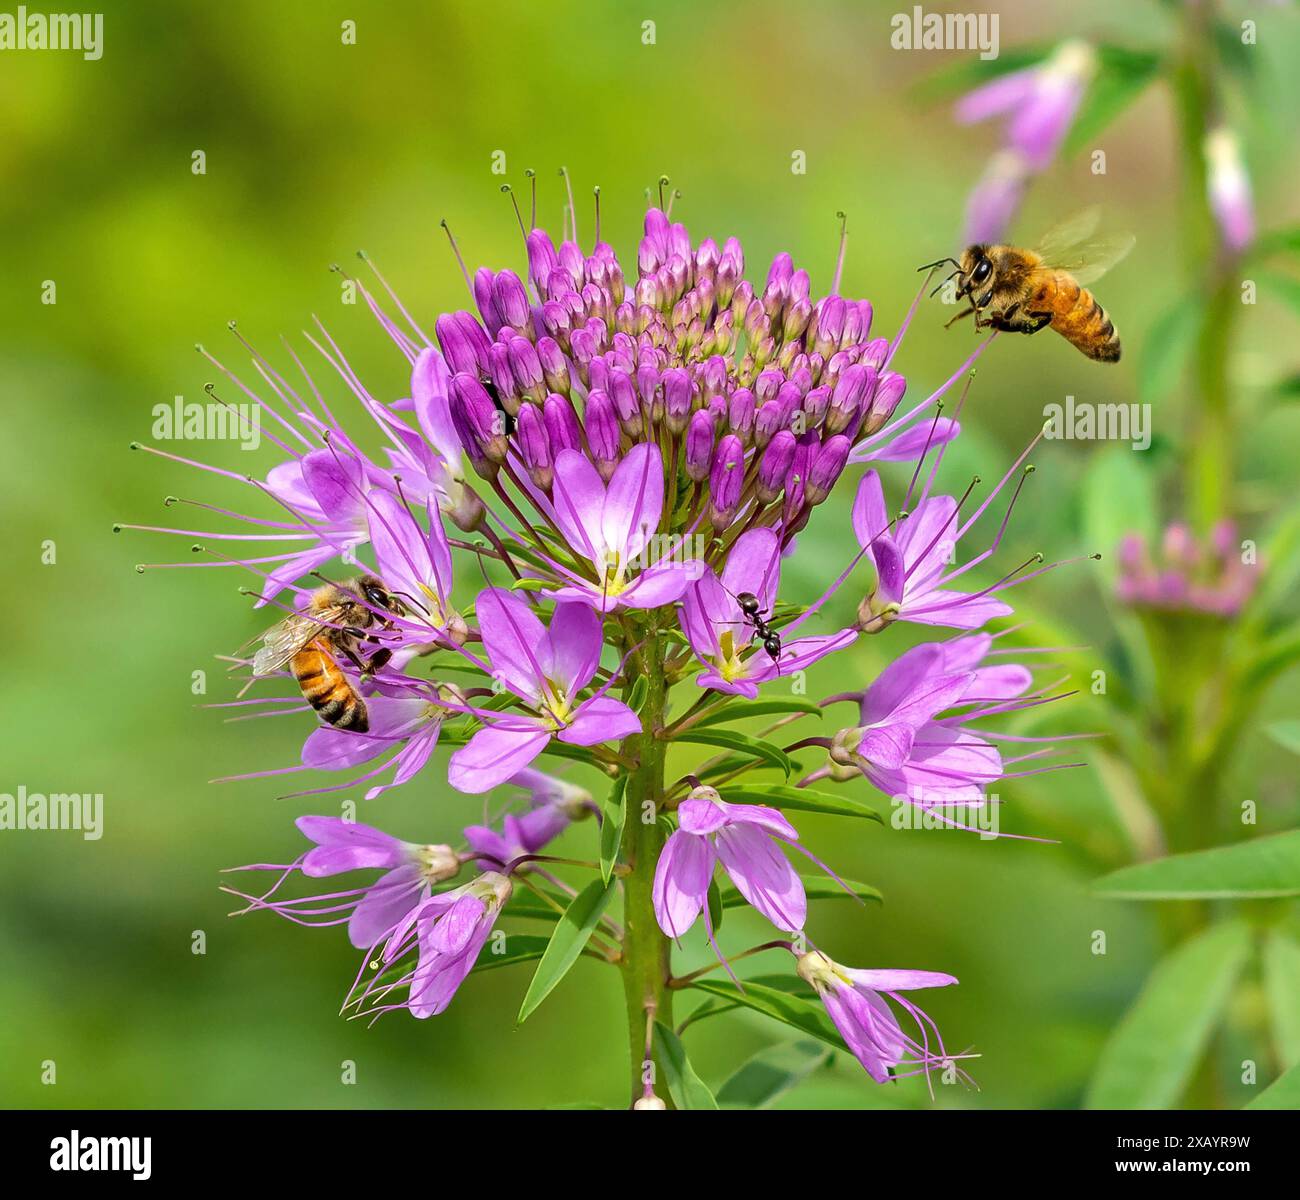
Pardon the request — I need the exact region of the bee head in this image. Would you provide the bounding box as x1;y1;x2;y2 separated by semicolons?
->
957;246;993;297
356;575;394;612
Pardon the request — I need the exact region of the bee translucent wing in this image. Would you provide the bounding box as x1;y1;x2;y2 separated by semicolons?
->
1033;208;1102;261
251;608;340;675
1034;208;1134;285
1055;233;1136;286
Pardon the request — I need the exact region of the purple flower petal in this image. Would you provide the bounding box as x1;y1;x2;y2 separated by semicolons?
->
448;724;551;793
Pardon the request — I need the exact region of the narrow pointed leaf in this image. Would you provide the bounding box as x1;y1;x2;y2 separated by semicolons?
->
675;729;794;777
694;698;824;728
724;784;883;823
600;777;627;884
1264;931;1300;1069
1094;831;1300;899
652;1021;718;1109
1245;1062;1300;1109
1084;920;1252;1109
687;978;849;1054
517;877;616;1022
706;877;724;933
716;1039;833;1108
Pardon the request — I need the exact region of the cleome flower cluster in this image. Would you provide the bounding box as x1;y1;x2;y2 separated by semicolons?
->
126;199;1079;1104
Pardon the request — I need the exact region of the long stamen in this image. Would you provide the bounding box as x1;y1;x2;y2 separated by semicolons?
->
440;218;475;301
558;166;576;242
831;210;848;295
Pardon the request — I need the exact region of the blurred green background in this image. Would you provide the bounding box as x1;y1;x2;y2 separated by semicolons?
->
2;0;1298;1109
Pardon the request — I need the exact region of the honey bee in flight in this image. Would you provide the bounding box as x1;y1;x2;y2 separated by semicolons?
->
925;209;1134;362
252;574;404;732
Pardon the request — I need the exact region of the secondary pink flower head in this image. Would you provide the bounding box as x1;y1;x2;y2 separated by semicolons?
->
1205;127;1255;256
955;40;1096;243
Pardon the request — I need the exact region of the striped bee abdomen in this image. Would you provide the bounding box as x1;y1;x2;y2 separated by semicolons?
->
291;641;369;732
1047;275;1122;362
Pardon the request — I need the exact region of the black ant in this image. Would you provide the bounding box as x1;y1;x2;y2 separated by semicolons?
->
735;591;783;662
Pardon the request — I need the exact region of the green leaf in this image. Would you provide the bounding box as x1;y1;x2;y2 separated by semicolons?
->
694;698;824;728
718;874;882;908
1254;224;1300;261
1063;46;1162;157
1260;270;1300;319
1094;831;1300;899
1139;301;1203;409
1245;1062;1300;1109
716;1039;834;1109
501;891;566;922
652;1021;718;1109
626;675;650;715
517;877;616;1022
508;577;551;592
675;729;794;777
1265;721;1300;756
706;877;724;934
1084;920;1252;1108
687;978;848;1055
599;777;627;884
472;934;554;973
1264;931;1300;1069
724;783;883;823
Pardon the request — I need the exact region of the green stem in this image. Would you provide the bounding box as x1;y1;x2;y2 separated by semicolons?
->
618;633;674;1106
1173;0;1238;531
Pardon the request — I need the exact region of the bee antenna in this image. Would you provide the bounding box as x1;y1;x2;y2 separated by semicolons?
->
917;257;961;273
929;269;960;298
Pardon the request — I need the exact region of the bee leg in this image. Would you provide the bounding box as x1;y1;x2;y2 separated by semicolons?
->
365;648;393;673
1022;310;1054;335
339;645;368;673
944;305;976;329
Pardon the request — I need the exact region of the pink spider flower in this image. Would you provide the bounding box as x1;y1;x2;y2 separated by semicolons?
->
679;528;857;698
653;785;848;940
796;949;968;1085
853;422;1050;633
543;442;702;612
297;689;450;801
464;768;595;870
445;589;641;793
223;815;462;949
812;633;1077;835
955;40;1096;243
364;486;468;651
349;871;513;1020
826;641;1002;819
